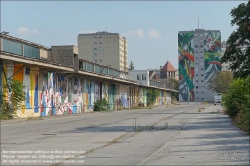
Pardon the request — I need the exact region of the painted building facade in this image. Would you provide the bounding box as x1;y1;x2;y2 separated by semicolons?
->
178;29;221;102
0;34;176;118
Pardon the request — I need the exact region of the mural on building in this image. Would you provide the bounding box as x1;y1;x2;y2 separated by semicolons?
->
108;84;116;110
204;31;221;84
178;32;195;101
1;63;170;118
2;65;39;115
102;83;108;100
94;81;100;102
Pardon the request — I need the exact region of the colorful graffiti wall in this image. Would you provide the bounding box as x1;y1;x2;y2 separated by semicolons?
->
2;65;39;116
1;64;171;118
178;32;195;101
204;31;221;84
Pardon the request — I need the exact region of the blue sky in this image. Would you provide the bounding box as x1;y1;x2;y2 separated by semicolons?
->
1;1;247;70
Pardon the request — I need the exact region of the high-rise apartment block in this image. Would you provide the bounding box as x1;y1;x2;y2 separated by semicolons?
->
221;41;230;71
78;31;128;72
178;29;221;102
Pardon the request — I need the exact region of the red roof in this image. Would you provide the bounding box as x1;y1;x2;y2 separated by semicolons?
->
161;61;176;72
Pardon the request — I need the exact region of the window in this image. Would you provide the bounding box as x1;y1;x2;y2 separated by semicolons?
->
201;57;203;59
200;34;203;37
142;74;146;80
196;74;198;76
100;59;102;62
196;86;199;89
94;48;97;51
94;42;97;44
99;43;102;45
99;36;102;39
201;80;204;82
196;91;199;94
99;48;102;51
201;74;203;76
201;63;203;65
137;74;141;80
94;59;97;63
94;36;97;39
196;80;198;82
94;54;97;57
201;68;203;70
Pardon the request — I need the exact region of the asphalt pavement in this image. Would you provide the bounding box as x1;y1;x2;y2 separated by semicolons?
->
0;104;249;165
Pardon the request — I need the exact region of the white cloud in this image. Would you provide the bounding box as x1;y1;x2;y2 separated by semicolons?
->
79;30;97;34
148;29;161;39
17;27;39;36
123;29;144;38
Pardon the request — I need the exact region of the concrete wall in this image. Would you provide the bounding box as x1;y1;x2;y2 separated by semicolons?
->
40;49;49;59
50;46;75;67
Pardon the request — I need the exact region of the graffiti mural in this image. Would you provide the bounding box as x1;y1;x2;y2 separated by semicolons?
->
204;31;221;84
178;32;195;101
120;93;128;108
94;81;100;102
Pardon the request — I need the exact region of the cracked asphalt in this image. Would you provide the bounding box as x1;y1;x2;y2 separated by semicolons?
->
1;104;249;165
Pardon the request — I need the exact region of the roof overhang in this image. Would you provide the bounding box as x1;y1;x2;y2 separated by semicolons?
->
0;51;74;72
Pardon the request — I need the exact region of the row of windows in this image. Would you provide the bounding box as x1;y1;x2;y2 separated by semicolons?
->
94;59;102;63
195;34;204;37
137;74;147;80
94;42;102;45
195;68;204;71
94;36;102;39
94;53;102;57
195;57;204;60
195;86;205;89
196;91;204;94
195;50;204;53
94;48;102;51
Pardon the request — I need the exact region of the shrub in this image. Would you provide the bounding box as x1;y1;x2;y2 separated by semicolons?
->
223;77;250;133
0;79;26;120
147;89;159;106
93;98;108;111
223;78;249;118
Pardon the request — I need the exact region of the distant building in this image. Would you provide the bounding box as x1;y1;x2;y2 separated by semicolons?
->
221;41;230;71
78;31;127;72
178;29;221;102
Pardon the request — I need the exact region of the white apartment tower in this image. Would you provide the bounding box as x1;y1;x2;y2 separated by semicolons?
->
78;31;128;72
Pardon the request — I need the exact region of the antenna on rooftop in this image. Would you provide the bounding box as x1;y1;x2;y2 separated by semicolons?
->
198;15;200;29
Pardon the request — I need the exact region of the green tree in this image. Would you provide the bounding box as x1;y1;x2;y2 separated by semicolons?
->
223;77;250;133
146;89;159;106
208;71;233;93
170;78;179;100
0;79;26;119
221;1;250;78
128;61;135;70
